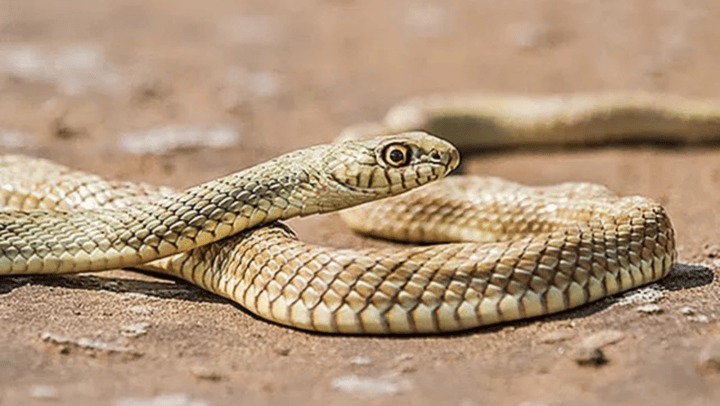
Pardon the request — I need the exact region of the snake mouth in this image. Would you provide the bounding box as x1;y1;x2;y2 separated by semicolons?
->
445;148;461;175
423;146;460;176
420;139;460;177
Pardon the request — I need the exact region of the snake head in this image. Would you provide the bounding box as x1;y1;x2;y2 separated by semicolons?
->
320;131;460;206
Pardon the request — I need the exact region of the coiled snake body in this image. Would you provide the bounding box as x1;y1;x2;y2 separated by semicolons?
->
2;92;704;334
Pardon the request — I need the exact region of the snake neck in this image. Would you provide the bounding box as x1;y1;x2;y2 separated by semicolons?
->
0;133;456;275
146;144;373;243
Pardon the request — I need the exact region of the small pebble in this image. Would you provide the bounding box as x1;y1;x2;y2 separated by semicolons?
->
569;331;621;368
697;339;720;374
581;330;626;349
538;330;574;344
392;353;417;373
350;356;372;366
636;304;664;314
51;113;85;139
395;362;417;374
120;322;150;338
702;244;720;258
331;374;410;396
29;385;59;400
273;347;291;356
190;366;223;382
116;393;209;406
679;306;696;315
572;347;608;367
688;315;710;323
40;332;142;358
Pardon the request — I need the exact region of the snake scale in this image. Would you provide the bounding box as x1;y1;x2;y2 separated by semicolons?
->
5;92;714;334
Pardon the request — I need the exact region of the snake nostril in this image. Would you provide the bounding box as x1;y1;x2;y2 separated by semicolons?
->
430;150;441;161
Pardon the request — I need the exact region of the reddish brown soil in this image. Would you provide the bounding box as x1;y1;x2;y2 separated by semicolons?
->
1;1;719;405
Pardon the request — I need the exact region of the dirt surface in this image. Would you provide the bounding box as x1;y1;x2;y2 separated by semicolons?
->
1;1;720;405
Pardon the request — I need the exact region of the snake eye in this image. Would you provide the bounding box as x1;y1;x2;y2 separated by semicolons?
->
382;144;411;167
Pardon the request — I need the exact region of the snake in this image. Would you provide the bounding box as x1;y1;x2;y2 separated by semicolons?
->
4;91;712;335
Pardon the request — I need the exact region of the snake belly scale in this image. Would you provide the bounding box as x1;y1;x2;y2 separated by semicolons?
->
0;93;690;334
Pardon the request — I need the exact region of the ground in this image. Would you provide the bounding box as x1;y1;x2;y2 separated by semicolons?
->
1;1;720;405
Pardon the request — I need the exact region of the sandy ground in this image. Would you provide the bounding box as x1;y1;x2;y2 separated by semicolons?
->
1;0;720;405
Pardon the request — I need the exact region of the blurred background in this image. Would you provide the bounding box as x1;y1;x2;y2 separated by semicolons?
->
1;1;720;405
2;1;719;170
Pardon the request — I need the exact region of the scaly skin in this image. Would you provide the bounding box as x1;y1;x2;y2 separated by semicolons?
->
1;92;700;334
0;157;674;334
0;133;458;275
340;92;720;148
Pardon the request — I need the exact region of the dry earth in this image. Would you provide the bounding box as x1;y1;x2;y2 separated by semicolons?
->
1;1;720;405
